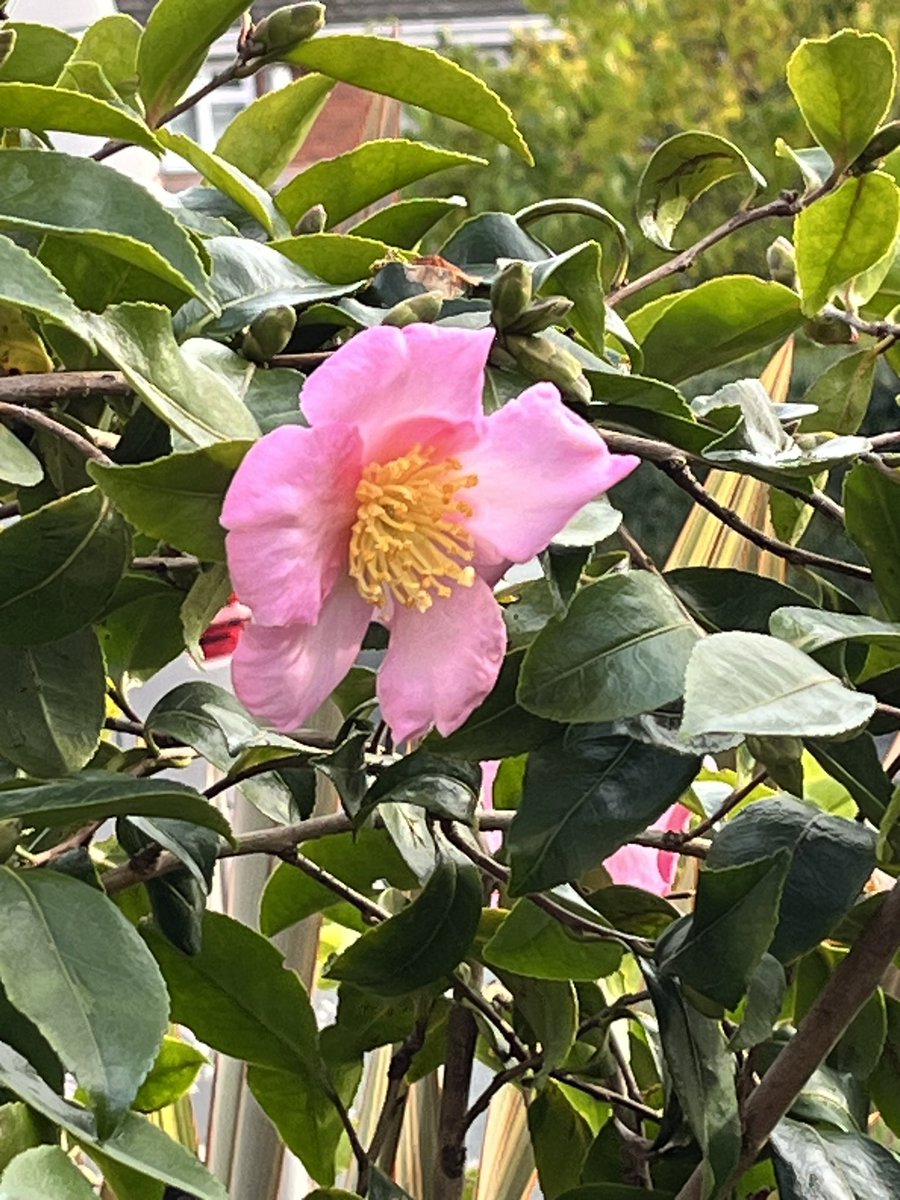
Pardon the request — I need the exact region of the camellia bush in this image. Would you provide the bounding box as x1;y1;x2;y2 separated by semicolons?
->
1;2;900;1199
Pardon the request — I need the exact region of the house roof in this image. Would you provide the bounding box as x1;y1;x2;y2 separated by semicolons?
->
116;1;531;26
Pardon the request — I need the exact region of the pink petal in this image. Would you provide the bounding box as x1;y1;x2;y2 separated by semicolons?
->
299;324;495;458
378;576;506;743
463;383;640;562
603;803;691;895
222;423;362;627
231;577;371;731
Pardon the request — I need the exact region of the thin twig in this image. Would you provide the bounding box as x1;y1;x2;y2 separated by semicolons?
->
0;402;112;465
821;305;900;343
675;770;768;844
618;522;663;575
453;976;529;1063
130;555;201;572
549;1071;661;1123
279;849;388;924
108;682;143;727
462;1060;536;1132
0;371;131;406
367;1018;430;1161
0;501;18;521
27;821;103;866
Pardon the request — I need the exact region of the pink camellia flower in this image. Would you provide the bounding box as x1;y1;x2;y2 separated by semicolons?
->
221;324;638;741
602;803;692;896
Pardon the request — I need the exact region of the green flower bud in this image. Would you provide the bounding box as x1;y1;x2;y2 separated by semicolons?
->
505;295;574;336
766;237;796;288
0;819;20;864
381;291;444;327
292;204;327;235
490;261;533;331
0;28;16;70
802;315;858;346
506;333;592;404
241;304;297;363
251;3;326;56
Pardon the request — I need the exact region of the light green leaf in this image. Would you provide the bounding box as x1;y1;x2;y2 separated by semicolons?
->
0;1103;46;1176
156;130;289;238
90;303;259;446
0;82;158;150
844;462;900;620
771;1117;900;1197
518;573;700;723
532;241;606;353
787;30;896;169
483;899;622;981
0;427;42;489
800;349;878;435
0;630;104;777
181;563;232;660
0;772;231;838
0;151;213;306
132;1036;207;1113
66;13;142;106
628;276;801;383
0;488;130;646
528;1081;593;1200
0;868;168;1135
350;196;467;248
795;173;900;316
137;0;251;124
770;607;900;658
680;631;876;739
0;24;76;85
637;130;765;250
272;232;399;285
276;138;485;229
215;73;333;188
89;441;251;562
0;234;94;347
285;34;531;162
245;1063;349;1187
0;1146;96;1199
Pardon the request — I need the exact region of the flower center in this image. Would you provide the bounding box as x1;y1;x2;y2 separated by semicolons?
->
348;445;478;612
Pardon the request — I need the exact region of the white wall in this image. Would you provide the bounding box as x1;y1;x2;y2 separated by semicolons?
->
12;0;117;33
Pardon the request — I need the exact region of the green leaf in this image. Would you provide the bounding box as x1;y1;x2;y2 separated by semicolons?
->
181;563;232;660
90;303;259;446
643;965;740;1196
628;276;801;383
0;24;76;85
771;1117;900;1198
844;462;900;621
794;173;900;316
215;74;333;188
668;566;815;634
0;630;104;777
679;632;876;739
0;1043;227;1199
0;151;213;306
0;426;42;489
132;1036;206;1113
869;994;900;1135
529;1080;593;1200
277;139;484;230
729;954;787;1051
137;0;251;124
66;13;142;106
357;752;479;828
145;681;304;826
800;349;878;435
271;231;398;285
0;1146;96;1199
156;131;289;239
89;441;250;562
770;607;900;660
0;868;168;1135
97;575;187;681
805;734;893;826
175;236;352;338
0;82;158;151
705;796;876;963
787;30;896;169
350;197;467;248
532;241;606;353
637;130;765;250
0;234;94;347
285;34;531;162
659;851;790;1009
0;488;129;646
507;726;701;896
483;899;622;981
0;1104;48;1177
517;573;700;723
244;1062;347;1187
0;773;231;838
326;854;483;995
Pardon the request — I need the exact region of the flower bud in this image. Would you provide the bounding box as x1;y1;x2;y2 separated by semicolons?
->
506;333;592;404
0;27;16;69
292;204;327;235
505;295;574;336
251;3;325;56
802;315;858;345
766;237;796;287
490;261;533;331
241;304;297;363
381;291;444;327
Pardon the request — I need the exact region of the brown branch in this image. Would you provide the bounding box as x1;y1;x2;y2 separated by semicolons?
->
130;555;201;572
674;770;768;844
278;848;388;924
822;305;900;344
433;1000;479;1200
0;371;131;406
0;402;112;465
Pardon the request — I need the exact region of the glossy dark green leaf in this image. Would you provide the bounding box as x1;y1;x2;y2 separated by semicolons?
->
123;817;221;893
131;1036;206;1113
97;575;186;681
795;173;900;315
277;139;484;228
508;726;701;896
844;463;900;621
637;130;765;250
350;196;467;248
285;34;531;162
628;276;801;383
529;1080;593;1200
586;885;680;937
680;632;876;739
89;441;250;562
326;854;483;995
532;240;606;353
0;629;104;777
705;796;876;962
771;1117;900;1198
0;1145;96;1199
805;734;892;826
483;900;622;980
0;82;158;150
800;349;878;435
667;567;814;633
0;488;129;645
0;24;76;85
659;851;790;1009
0;869;168;1135
0;1043;226;1199
787;30;896;169
518;573;700;723
729;954;787;1051
356;751;480;827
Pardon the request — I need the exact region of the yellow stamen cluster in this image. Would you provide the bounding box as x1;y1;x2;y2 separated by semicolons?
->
348;445;478;612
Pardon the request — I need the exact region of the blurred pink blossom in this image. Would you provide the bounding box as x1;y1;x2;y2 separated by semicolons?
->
602;804;692;895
